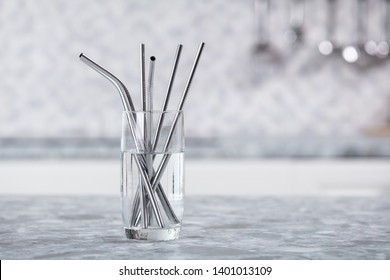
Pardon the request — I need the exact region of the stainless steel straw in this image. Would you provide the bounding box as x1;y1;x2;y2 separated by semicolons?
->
79;53;165;228
133;42;205;226
146;56;155;155
139;43;148;228
152;44;183;150
153;42;206;189
145;56;155;225
140;44;147;108
147;56;155;113
79;54;135;112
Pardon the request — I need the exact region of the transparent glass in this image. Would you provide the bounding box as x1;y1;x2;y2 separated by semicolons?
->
121;111;184;241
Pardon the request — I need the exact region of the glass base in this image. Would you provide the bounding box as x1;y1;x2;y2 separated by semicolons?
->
125;226;181;241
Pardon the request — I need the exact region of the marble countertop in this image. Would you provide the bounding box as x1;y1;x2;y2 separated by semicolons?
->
1;196;390;259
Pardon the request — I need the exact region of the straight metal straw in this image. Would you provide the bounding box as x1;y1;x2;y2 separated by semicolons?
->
147;56;155;113
140;44;147;108
152;44;182;150
139;43;148;228
154;42;206;188
145;56;155;225
79;53;165;228
133;42;205;226
146;56;155;154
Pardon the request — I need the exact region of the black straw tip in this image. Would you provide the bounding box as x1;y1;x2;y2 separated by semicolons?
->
150;56;156;61
79;53;83;58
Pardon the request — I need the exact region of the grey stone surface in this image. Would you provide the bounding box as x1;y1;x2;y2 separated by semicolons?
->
1;195;390;259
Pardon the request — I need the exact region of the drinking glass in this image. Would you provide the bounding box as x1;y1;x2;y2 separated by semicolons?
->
121;110;184;240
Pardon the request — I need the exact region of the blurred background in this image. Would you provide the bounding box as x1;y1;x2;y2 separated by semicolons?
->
0;0;389;196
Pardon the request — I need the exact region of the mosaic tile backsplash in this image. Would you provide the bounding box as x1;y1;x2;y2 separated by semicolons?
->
1;0;390;156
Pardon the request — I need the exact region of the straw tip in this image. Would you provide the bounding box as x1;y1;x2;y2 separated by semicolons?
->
79;53;83;58
150;56;156;61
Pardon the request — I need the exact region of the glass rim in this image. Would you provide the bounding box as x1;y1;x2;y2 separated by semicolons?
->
122;110;183;114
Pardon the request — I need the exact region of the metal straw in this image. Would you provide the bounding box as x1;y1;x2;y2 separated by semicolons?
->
130;52;181;226
140;44;147;109
79;53;165;228
154;42;206;188
145;56;155;225
152;44;182;150
146;56;155;155
79;53;135;112
138;43;148;228
133;42;205;226
147;56;155;112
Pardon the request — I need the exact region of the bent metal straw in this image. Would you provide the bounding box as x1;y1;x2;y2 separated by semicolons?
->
79;53;165;228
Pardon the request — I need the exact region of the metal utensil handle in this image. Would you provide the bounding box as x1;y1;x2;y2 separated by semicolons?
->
383;0;390;41
290;0;305;29
255;0;270;45
356;0;368;45
327;0;337;42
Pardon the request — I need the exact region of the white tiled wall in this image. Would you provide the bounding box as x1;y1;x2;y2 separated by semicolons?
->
1;0;389;143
